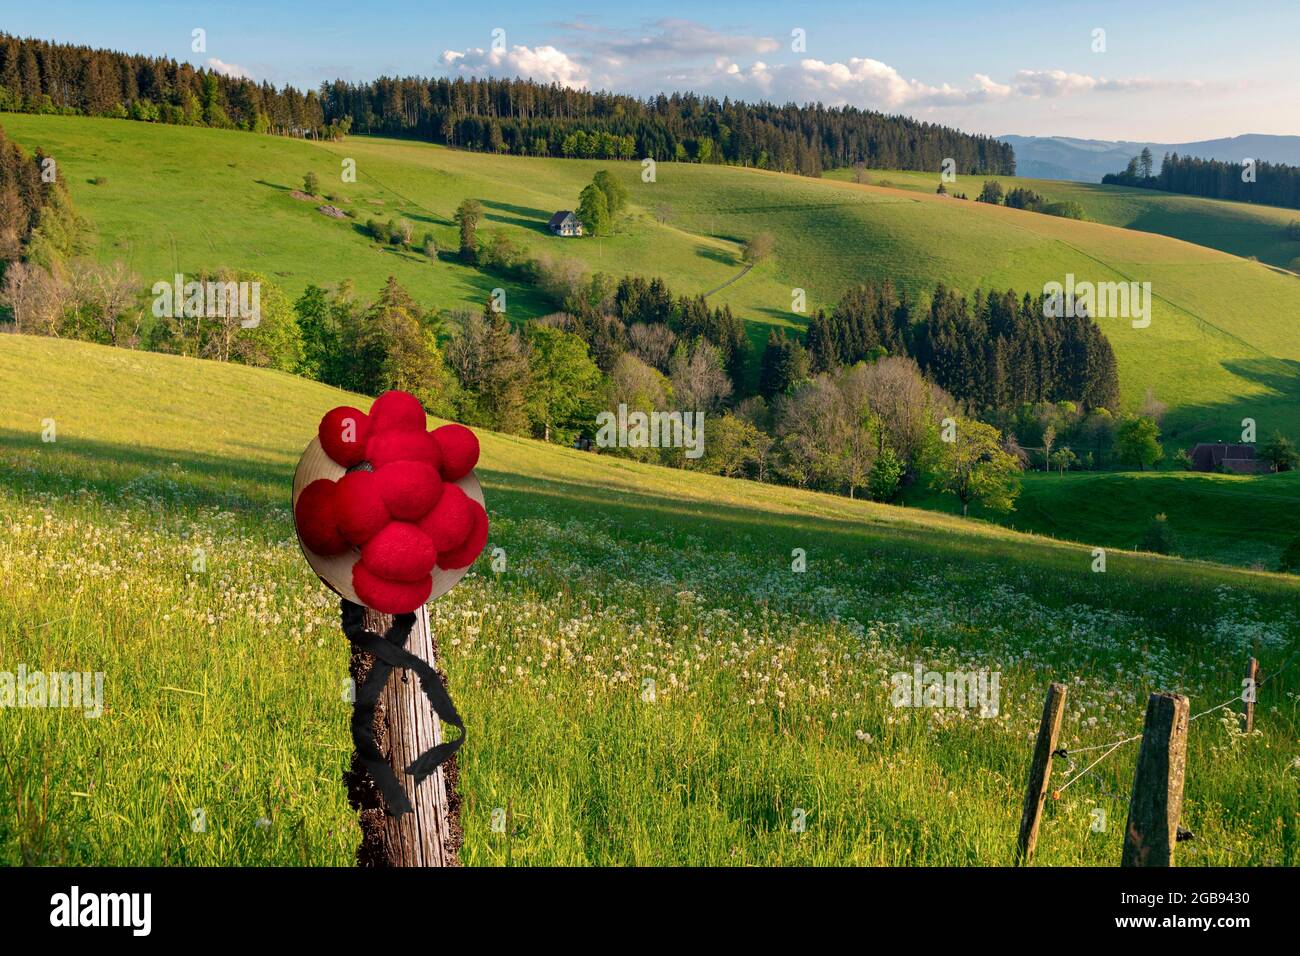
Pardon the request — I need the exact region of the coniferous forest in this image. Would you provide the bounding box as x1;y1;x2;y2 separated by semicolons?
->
805;281;1120;413
1103;151;1300;210
0;33;1015;177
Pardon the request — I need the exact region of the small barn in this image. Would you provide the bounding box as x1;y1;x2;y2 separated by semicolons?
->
548;210;582;237
1188;442;1269;474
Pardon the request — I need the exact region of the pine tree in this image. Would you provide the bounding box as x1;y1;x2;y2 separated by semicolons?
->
477;302;530;434
454;199;482;263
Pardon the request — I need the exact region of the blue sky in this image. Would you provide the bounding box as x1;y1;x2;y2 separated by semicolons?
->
7;0;1298;141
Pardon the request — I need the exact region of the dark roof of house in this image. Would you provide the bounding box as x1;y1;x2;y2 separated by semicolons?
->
1189;443;1256;470
548;210;576;227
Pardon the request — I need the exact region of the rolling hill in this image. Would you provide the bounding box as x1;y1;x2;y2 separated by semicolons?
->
2;334;1296;865
999;133;1300;183
902;470;1300;569
5;113;1300;446
827;166;1300;271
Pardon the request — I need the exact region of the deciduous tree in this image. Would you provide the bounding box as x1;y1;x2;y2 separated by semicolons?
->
927;417;1022;516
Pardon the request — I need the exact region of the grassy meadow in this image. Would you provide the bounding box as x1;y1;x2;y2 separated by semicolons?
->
826;166;1300;273
2;335;1297;866
902;470;1300;570
5;114;1300;445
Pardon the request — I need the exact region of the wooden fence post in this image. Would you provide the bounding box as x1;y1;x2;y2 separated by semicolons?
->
1121;692;1189;867
1242;657;1258;734
345;604;459;867
1016;682;1067;864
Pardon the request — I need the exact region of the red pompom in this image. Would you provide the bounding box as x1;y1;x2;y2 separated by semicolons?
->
294;479;348;555
334;470;390;545
318;406;370;468
416;482;473;552
353;562;433;614
366;428;442;471
373;461;442;521
431;423;479;482
436;500;489;570
360;521;437;582
369;390;427;434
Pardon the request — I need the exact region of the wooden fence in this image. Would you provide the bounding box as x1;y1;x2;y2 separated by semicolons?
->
1016;653;1282;866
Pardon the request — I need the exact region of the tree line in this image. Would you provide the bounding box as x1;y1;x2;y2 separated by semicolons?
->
805;280;1120;414
1103;149;1300;211
319;77;1016;177
0;33;1015;177
0;121;73;262
0;33;343;138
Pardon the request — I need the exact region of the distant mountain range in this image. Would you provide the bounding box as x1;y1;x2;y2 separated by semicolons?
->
1000;134;1300;183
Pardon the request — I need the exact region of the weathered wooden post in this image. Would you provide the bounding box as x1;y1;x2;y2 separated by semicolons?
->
1242;657;1258;734
345;604;459;867
1016;682;1067;864
1121;692;1189;867
294;396;486;868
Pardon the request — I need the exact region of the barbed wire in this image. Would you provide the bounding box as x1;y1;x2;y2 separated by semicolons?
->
1038;644;1297;865
1054;738;1133;796
1048;644;1296;800
1258;644;1300;687
1057;733;1142;756
1178;827;1282;868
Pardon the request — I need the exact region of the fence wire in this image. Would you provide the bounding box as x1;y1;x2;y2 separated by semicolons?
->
1037;644;1296;865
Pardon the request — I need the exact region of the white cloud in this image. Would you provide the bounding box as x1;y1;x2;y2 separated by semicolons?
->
693;57;1194;110
719;57;1010;108
602;19;779;61
799;57;934;106
440;45;588;89
667;58;776;95
1011;69;1204;98
438;18;1208;118
973;73;1013;98
1012;69;1102;97
206;58;253;80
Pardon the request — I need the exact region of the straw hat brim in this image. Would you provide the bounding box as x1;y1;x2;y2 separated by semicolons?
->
291;436;486;607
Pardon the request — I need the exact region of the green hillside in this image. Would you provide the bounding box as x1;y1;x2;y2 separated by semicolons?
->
828;166;1300;272
6;113;1300;446
902;469;1300;569
2;335;1297;866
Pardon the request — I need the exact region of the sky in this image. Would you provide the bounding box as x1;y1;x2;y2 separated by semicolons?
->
6;0;1298;142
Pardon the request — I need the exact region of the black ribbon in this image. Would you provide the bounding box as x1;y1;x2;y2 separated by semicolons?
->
340;599;466;817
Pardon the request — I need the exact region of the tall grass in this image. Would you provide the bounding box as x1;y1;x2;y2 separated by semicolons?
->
2;336;1296;865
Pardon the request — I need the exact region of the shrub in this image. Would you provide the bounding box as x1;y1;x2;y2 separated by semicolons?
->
1004;187;1044;211
1258;432;1299;472
1138;513;1178;555
742;231;776;264
1279;536;1300;574
868;447;904;502
1043;201;1086;220
977;180;1004;204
